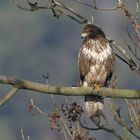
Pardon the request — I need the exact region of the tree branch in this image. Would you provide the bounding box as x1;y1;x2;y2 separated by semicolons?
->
0;87;18;106
108;99;140;139
13;0;88;24
0;75;140;107
109;39;140;74
91;118;124;140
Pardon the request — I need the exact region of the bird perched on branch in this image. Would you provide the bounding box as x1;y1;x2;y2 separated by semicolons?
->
78;24;115;117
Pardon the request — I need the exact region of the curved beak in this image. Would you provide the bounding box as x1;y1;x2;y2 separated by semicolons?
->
81;32;88;38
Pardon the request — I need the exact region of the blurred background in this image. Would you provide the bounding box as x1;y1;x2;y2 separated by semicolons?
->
0;0;140;139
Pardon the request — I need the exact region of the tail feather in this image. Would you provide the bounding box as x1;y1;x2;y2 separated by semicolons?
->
84;95;104;117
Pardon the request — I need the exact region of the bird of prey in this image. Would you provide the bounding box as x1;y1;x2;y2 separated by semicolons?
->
78;24;115;117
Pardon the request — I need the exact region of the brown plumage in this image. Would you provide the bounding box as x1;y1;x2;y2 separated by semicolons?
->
78;24;115;117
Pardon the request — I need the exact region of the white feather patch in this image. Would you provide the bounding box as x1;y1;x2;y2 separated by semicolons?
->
82;39;112;62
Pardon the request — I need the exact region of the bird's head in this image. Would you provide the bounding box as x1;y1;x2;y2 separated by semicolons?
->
81;24;105;39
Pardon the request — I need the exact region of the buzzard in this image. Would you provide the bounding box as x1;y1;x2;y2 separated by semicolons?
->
78;24;115;117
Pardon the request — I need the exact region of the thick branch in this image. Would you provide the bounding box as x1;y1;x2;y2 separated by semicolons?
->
91;118;123;140
0;75;140;99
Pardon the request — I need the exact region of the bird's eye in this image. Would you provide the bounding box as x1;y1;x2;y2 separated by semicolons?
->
88;30;92;33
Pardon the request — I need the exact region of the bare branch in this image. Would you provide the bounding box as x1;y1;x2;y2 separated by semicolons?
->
74;0;140;54
125;99;140;129
13;0;140;67
74;0;120;11
124;40;140;61
109;39;140;74
118;0;140;48
29;99;48;115
20;128;30;140
136;0;139;19
108;99;140;139
50;94;74;140
29;97;74;140
0;87;18;106
91;118;123;140
79;119;106;131
21;128;25;140
0;75;140;108
13;0;54;11
13;0;88;24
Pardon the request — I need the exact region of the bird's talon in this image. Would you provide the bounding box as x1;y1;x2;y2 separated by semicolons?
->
94;84;102;92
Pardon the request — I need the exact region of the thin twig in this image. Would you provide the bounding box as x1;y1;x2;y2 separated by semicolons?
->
136;0;139;19
51;94;74;140
30;98;48;115
108;99;140;139
20;128;30;140
21;128;25;140
124;39;140;61
42;74;73;140
115;53;130;66
74;0;120;11
13;0;88;24
127;22;138;46
13;0;50;11
120;0;140;48
125;99;140;129
29;97;71;140
109;39;140;74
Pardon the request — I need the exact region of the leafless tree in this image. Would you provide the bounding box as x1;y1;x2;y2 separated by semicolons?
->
0;0;140;140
